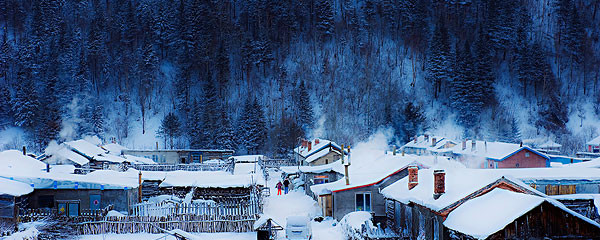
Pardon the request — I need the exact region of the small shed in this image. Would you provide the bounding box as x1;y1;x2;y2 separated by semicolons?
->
254;215;283;240
0;178;34;222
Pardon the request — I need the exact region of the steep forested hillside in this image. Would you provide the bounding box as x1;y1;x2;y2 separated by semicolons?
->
0;0;599;155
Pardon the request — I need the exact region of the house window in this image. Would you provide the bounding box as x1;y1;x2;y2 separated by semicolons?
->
151;155;158;162
355;192;371;212
314;176;329;185
525;152;530;157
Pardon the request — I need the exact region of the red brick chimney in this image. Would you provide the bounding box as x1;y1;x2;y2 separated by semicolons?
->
408;166;419;190
302;140;307;148
431;138;436;147
315;138;320;145
308;142;312;152
433;170;445;199
414;136;417;143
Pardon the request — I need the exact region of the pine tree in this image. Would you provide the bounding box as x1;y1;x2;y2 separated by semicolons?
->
201;80;219;148
296;80;313;132
426;21;451;99
452;40;480;130
239;98;267;154
400;102;427;143
315;0;334;41
214;106;235;150
0;85;11;129
12;41;40;129
474;28;496;107
157;112;181;149
188;99;204;149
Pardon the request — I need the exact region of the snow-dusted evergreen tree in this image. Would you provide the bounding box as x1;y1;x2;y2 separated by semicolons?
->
474;28;496;107
273;116;303;157
214;106;235;150
12;40;40;129
400;102;427;143
157;112;181;149
239;98;267;154
426;20;451;99
188;99;204;149
315;0;334;41
496;116;521;144
0;85;11;129
201;80;219;148
452;40;480;131
295;80;313;133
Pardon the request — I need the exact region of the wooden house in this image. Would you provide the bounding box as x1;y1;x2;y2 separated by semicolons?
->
0;178;33;222
294;139;345;166
280;160;345;197
381;168;600;239
309;152;442;223
123;149;234;164
450;140;550;168
578;136;600;158
401;134;457;156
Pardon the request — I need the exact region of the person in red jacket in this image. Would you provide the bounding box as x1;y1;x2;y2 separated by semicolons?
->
276;180;283;195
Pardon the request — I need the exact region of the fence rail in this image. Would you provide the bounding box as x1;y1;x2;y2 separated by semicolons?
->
129;201;260;218
78;215;258;235
259;158;297;168
131;163;234;173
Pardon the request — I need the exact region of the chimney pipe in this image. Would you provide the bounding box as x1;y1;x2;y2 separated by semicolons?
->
431;138;436;147
408;166;418;189
156;141;159;150
345;145;351;185
315;138;320;144
414;136;417;143
308;142;312;152
46;163;50;173
341;144;345;164
393;146;397;155
520;142;523;147
471;141;476;151
138;171;143;203
22;146;26;156
462;140;466;150
433;170;445;199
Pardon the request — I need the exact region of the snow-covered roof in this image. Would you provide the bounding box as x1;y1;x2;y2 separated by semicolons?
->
0;150;47;176
443;188;545;239
293;139;343;158
233;162;265;185
0;177;34;196
102;143;127;155
280;160;345;175
381;167;600;212
522;138;562;149
402;135;457;151
309;152;459;195
2;170;139;190
64;139;107;158
568;157;600;168
50;147;90;165
122;154;157;164
587;136;600;146
305;147;341;163
449;140;548;161
230;155;265;163
159;171;256;188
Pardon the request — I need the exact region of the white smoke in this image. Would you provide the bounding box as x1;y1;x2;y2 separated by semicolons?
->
59;98;83;141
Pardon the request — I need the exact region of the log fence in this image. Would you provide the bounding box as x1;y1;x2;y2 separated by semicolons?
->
130;162;234;173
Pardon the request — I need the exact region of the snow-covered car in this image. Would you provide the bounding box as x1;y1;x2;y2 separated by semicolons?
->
286;216;312;239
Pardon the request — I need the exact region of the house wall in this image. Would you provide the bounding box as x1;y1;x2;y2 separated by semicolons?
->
387;201;445;240
529;182;600;195
27;188;138;212
331;169;408;221
486;148;548;168
307;151;341;166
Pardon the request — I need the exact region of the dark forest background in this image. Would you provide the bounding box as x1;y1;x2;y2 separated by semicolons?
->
0;0;599;156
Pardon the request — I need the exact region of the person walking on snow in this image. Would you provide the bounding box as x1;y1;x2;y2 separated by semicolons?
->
283;178;290;194
276;181;283;195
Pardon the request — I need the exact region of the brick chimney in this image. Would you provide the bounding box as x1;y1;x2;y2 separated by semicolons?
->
424;134;429;142
414;136;417;143
408;166;419;189
462;140;466;150
431;138;436;147
308;142;312;152
315;138;320;144
302;140;307;148
471;141;476;151
433;170;445;199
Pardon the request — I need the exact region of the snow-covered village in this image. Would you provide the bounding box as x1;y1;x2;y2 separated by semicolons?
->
2;0;600;239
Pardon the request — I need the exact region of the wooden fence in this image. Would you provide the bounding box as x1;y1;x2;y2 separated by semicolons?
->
130;162;234;173
259;158;297;169
129;202;260;218
78;215;258;235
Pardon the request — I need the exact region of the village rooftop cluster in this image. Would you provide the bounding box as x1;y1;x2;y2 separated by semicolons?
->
0;134;600;239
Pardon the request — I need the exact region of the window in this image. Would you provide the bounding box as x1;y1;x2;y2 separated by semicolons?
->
355;192;371;212
151;155;158;162
525;152;530;157
313;176;329;185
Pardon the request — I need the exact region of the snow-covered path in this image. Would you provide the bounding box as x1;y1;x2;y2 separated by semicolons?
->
263;169;344;240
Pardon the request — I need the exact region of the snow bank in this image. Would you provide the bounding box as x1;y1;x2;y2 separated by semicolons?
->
339;211;374;240
4;226;40;240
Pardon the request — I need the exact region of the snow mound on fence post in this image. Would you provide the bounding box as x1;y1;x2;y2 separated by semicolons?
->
339;211;374;240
